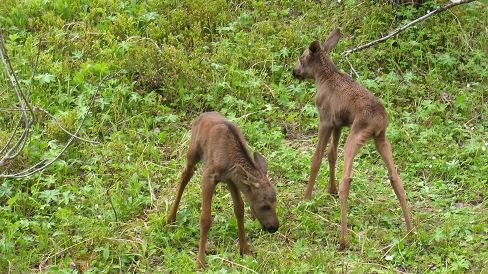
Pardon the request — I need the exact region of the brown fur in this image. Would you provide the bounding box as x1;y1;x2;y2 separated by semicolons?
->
293;28;413;250
167;111;279;268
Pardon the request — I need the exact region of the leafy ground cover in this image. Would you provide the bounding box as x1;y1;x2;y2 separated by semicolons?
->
0;0;486;273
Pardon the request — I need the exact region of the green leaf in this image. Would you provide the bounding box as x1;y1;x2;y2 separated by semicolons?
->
35;73;55;84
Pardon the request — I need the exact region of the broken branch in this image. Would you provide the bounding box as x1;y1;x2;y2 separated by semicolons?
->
0;74;111;178
343;0;476;57
0;26;109;178
342;0;477;75
0;30;36;166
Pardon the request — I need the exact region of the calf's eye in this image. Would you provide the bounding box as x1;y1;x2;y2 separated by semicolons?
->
261;205;270;211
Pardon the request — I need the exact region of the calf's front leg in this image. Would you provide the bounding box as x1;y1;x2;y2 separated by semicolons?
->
228;183;251;255
305;125;332;199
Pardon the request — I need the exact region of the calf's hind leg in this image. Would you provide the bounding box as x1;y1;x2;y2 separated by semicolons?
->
374;133;413;232
338;131;368;250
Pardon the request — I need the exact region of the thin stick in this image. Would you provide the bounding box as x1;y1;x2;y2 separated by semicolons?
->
144;163;156;206
3;128;29;160
36;106;100;144
213;256;260;274
304;209;358;237
125;36;162;53
0;108;29;112
448;9;473;51
27;38;41;97
107;187;119;222
39;238;92;270
350;261;411;273
0;123;30;166
232;107;271;121
380;229;414;260
0;117;22;155
343;0;476;58
344;55;360;78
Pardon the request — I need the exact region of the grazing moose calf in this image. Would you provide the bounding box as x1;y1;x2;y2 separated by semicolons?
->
167;112;279;268
292;28;413;250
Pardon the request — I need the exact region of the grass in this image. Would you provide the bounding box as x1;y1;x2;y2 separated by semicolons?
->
0;0;487;273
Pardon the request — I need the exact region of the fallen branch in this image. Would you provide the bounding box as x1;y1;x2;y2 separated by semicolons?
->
0;74;111;178
342;0;477;75
0;26;108;178
0;31;36;166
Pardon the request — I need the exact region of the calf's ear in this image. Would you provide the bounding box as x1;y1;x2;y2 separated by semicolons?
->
323;28;340;52
233;164;260;188
253;152;268;175
309;40;321;54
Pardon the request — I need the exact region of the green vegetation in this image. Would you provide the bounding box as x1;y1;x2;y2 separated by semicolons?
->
0;0;486;272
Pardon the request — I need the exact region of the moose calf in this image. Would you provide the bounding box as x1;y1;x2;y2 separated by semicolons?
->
292;28;413;250
167;112;279;268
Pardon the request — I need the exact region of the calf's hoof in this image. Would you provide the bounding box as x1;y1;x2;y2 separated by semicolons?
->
240;245;252;256
166;215;176;224
196;257;206;269
327;187;338;195
337;241;348;251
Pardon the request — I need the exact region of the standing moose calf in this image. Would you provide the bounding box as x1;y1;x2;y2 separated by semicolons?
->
292;28;413;250
167;112;279;268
